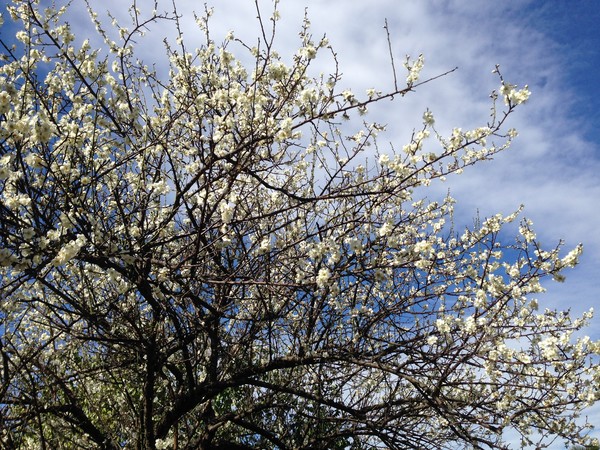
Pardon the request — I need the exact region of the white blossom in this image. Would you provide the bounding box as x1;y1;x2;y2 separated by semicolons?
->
316;267;331;288
51;235;86;266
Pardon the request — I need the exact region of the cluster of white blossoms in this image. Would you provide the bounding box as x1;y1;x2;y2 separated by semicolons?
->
561;243;584;268
316;267;331;289
50;234;86;266
404;54;425;85
500;81;531;105
422;109;434;126
0;90;11;114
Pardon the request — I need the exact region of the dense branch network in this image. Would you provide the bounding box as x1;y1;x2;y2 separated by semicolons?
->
0;1;598;449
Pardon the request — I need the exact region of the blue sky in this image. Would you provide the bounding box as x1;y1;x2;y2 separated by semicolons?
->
2;0;600;446
528;1;600;144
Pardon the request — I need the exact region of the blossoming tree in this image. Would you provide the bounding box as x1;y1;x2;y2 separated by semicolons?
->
0;1;598;449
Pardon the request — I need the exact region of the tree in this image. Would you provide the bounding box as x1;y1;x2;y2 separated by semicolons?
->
0;1;598;449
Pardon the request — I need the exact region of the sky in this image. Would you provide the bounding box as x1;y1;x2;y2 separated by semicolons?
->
2;0;600;447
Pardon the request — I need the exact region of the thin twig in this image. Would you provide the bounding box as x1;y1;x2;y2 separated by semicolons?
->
384;19;398;91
